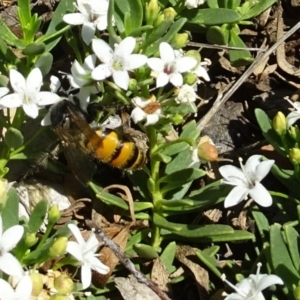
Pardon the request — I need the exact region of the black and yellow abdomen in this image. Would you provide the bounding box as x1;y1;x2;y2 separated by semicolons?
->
86;128;146;170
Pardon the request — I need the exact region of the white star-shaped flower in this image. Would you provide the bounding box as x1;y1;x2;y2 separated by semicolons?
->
219;155;274;208
68;54;100;110
63;0;111;45
91;37;148;90
0;275;32;300
0;68;60;119
0;214;24;278
131;96;162;126
285;98;300;128
147;42;197;88
185;0;206;9
66;224;109;290
222;263;283;300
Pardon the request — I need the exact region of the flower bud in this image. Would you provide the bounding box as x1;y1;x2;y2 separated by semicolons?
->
24;232;38;248
171;114;184;125
186;50;201;63
30;272;43;297
289;148;300;164
184;73;198;85
163;7;177;20
154;14;165;27
198;136;218;162
0;179;9;210
146;0;160;25
128;78;138;92
48;204;61;224
289;125;300;142
171;33;189;49
294;285;300;300
48;237;68;258
54;274;74;295
272;111;286;136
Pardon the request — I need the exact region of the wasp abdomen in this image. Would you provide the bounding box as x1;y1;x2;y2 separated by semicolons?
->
86;128;146;170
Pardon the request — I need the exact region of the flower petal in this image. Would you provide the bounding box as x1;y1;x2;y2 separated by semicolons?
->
36;92;61;106
82;22;96;45
0;87;9;98
113;70;129;90
145;113;160;126
84;54;97;71
156;72;169;88
0;279;15;298
1;225;24;252
91;64;112;81
159;42;175;63
92;39;113;63
115;37;135;57
26;68;42;100
63;13;87;25
9;69;26;96
85;232;100;253
131;107;146;124
219;165;247;186
255;160;274;182
66;241;83;262
224;186;249;208
0;252;24;278
176;57;197;73
0;94;22;108
170;73;183;87
147;58;164;72
244;155;262;178
81;263;92;289
125;54;147;70
89;256;110;274
251;274;283;292
68;224;85;246
15;275;32;300
23;103;39;119
286;111;300;127
249;183;272;207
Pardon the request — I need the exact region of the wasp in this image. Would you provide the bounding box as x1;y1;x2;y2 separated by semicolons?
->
50;100;148;184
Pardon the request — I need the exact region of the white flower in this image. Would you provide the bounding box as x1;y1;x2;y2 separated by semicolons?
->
0;275;32;300
0;68;61;119
0;214;24;278
68;54;100;110
193;59;210;82
286;98;300;128
175;84;199;104
0;87;9;98
131;96;162;126
147;42;197;88
66;224;109;289
63;0;111;45
185;0;206;9
219;155;274;208
222;263;283;300
91;37;147;90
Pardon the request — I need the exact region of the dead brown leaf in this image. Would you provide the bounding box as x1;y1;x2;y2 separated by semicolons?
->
151;257;172;294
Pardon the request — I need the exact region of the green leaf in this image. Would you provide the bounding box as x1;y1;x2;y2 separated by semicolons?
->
206;25;229;45
284;225;300;272
251;208;270;239
34;52;53;75
228;32;253;67
270;223;299;290
160;18;187;43
0;18;19;46
196;249;222;277
154;213;235;239
160;241;176;274
2;188;19;230
133;243;158;259
255;108;286;156
17;0;31;29
241;0;277;20
42;0;75;51
183;8;241;26
28;200;48;233
4;128;24;149
0;34;19;71
23;42;45;56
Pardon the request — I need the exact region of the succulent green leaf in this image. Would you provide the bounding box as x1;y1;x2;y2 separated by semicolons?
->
196;249;222;277
240;0;277;20
34;52;53;75
206;26;229;45
160;241;176;274
270;223;299;290
2;188;19;230
133;243;158;259
284;225;300;272
251;209;270;239
28;200;48;233
23;42;45;56
4;128;24;149
183;8;241;26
